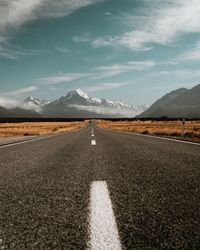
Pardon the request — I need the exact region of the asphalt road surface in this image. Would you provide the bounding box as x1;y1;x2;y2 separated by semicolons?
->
0;123;199;249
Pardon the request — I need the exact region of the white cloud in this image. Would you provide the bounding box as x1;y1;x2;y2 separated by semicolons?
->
0;0;103;58
70;104;138;117
73;34;117;48
70;102;146;117
55;47;71;53
160;60;178;65
84;82;129;92
0;43;41;59
73;35;91;43
0;96;41;111
0;0;103;35
98;61;155;72
93;61;155;79
39;0;104;18
102;11;112;16
91;36;116;48
74;60;155;84
0;96;21;109
38;73;84;85
6;85;38;96
86;0;200;51
0;46;20;59
37;60;155;88
178;41;200;61
152;69;200;78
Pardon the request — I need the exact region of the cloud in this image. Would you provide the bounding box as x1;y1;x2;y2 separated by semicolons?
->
0;0;103;58
0;46;21;59
178;41;200;61
5;85;38;96
70;104;142;117
160;60;178;65
98;61;155;72
73;34;117;48
0;96;41;111
0;42;41;59
91;36;116;48
55;47;71;53
0;0;103;35
92;61;155;79
84;82;129;92
73;35;91;43
0;96;21;109
102;11;111;16
152;69;200;78
73;60;155;85
38;73;84;85
36;60;155;88
83;0;200;51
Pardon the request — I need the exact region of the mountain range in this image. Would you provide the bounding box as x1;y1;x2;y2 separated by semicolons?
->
24;97;50;109
42;89;148;118
138;84;200;118
0;89;148;118
0;85;199;118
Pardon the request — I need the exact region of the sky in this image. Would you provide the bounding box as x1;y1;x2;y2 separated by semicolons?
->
0;0;200;105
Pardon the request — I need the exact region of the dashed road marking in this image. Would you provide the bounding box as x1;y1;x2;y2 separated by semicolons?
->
91;140;96;145
89;181;122;250
91;127;95;137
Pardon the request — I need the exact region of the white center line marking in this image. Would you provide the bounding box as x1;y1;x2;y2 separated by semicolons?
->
92;134;94;137
91;140;96;145
89;181;122;250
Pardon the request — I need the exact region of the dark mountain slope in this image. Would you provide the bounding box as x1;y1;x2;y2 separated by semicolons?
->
138;84;200;118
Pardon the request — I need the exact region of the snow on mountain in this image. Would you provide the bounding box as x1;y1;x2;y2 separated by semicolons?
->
64;89;147;110
43;89;148;118
65;89;102;104
67;89;90;100
24;97;49;107
0;89;148;117
24;97;50;112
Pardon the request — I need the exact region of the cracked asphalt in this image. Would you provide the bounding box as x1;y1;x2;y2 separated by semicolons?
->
0;123;199;249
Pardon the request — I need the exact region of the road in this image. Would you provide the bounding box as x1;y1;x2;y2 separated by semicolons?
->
0;123;199;249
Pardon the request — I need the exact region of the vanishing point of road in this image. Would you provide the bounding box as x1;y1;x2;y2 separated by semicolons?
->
0;123;199;249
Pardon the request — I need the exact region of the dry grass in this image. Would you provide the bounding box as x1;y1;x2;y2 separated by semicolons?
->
0;121;87;137
96;120;200;143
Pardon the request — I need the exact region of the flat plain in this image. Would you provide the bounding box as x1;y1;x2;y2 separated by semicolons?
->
0;121;87;137
97;120;200;143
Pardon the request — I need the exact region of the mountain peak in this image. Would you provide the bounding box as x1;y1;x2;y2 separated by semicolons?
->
25;96;40;104
24;96;49;107
67;89;90;99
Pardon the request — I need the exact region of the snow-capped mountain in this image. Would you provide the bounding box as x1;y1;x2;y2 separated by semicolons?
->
0;89;148;118
43;89;148;118
23;97;50;113
66;89;101;104
24;97;49;107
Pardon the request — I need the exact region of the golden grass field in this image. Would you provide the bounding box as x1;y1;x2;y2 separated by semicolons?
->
0;121;87;137
96;120;200;143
